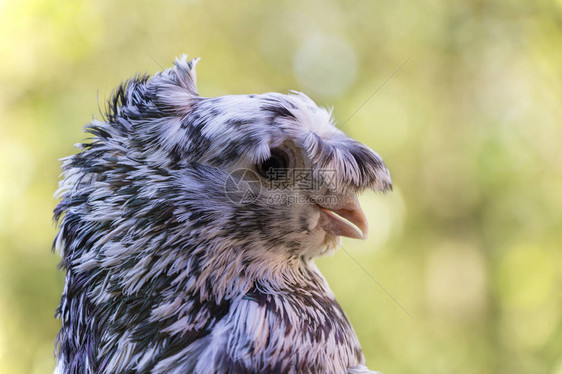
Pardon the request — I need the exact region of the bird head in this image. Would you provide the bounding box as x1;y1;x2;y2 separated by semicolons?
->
55;55;391;297
79;55;389;252
118;55;390;255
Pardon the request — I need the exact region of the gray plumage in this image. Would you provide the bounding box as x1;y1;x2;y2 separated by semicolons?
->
53;55;390;374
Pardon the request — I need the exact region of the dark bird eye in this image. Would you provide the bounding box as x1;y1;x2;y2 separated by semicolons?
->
257;148;290;179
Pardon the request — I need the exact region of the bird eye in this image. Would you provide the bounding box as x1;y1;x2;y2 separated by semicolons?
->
257;148;290;179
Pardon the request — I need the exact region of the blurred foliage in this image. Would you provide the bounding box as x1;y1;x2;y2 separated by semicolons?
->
1;0;562;373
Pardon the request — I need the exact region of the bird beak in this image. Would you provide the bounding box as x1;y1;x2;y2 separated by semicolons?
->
319;198;368;240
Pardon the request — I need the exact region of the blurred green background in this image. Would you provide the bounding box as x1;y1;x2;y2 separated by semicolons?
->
1;0;562;373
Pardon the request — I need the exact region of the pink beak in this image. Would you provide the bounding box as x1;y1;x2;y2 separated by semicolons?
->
319;198;368;240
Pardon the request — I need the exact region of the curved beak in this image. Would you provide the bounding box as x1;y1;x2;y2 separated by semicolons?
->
319;198;368;240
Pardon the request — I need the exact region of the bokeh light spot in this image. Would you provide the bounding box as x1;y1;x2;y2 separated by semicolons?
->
293;34;357;99
426;241;488;321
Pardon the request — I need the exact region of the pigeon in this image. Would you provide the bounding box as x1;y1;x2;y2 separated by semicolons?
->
53;55;391;374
